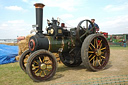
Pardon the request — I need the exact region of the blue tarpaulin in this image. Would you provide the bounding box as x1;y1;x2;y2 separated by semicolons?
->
0;44;18;65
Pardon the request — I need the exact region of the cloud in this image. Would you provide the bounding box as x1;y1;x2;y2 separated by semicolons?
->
43;0;82;11
7;20;24;24
22;0;84;11
1;24;8;27
0;4;2;8
59;14;74;19
99;15;128;34
104;3;128;12
0;20;31;39
22;0;28;2
5;6;23;11
65;16;90;28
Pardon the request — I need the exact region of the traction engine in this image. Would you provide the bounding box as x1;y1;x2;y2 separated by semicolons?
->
19;3;110;82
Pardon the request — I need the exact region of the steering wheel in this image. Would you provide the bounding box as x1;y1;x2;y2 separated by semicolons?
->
76;19;95;43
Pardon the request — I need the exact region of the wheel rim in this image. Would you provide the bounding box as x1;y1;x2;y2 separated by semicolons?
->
88;36;109;69
30;54;55;80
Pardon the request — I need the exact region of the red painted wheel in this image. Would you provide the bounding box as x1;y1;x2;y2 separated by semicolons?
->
81;34;110;71
26;49;57;82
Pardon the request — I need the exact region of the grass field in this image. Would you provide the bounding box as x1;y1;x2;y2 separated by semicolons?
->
0;47;128;85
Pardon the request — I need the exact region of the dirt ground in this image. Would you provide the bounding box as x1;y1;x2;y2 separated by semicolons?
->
37;47;128;85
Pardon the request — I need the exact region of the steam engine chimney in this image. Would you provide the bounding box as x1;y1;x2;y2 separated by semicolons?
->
34;3;45;34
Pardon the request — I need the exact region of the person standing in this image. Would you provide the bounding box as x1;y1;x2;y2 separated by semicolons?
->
123;39;126;47
89;19;99;32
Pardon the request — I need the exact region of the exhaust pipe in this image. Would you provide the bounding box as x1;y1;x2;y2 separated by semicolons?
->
34;3;45;34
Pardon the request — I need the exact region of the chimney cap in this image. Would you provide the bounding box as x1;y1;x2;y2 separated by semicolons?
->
34;3;45;8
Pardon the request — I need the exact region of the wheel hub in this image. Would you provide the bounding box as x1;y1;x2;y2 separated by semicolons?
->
95;49;101;56
40;63;46;70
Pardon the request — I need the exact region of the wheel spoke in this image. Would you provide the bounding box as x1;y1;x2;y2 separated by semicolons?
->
98;60;101;66
88;51;94;53
43;70;46;76
101;56;105;59
39;57;42;63
32;66;39;69
99;56;102;63
101;52;104;55
86;21;88;29
35;68;39;74
39;71;42;76
89;46;92;50
98;40;102;47
34;61;39;65
80;26;86;32
99;43;102;49
80;33;86;39
91;43;95;48
98;57;101;66
94;57;98;66
43;57;45;62
90;55;96;61
89;54;93;58
101;47;106;50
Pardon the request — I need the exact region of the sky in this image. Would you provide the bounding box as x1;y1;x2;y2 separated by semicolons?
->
0;0;128;39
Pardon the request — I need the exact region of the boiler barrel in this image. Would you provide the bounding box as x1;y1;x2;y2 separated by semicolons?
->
29;35;70;53
46;36;69;53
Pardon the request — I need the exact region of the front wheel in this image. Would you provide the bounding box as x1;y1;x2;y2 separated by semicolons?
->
81;34;110;71
26;49;57;82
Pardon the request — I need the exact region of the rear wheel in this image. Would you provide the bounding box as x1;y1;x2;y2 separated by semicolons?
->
81;34;110;71
26;49;57;82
